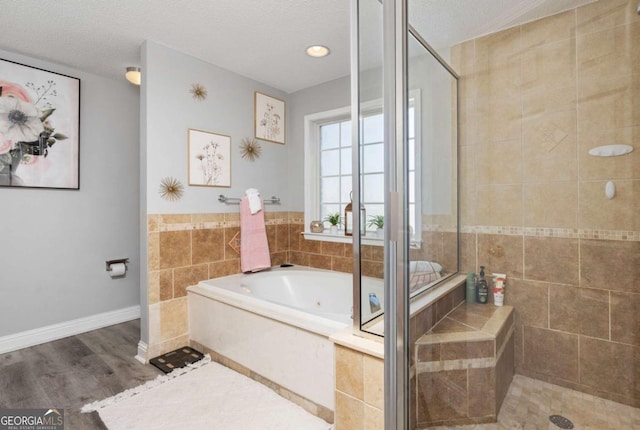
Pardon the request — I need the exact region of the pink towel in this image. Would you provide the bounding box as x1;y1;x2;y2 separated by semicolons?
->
240;197;271;273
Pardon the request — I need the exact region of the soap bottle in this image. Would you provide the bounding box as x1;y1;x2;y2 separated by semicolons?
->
466;272;476;304
476;266;488;304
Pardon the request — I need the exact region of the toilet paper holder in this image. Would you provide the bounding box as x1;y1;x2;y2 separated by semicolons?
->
106;258;129;272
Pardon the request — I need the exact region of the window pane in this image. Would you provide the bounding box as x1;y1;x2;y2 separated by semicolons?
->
340;177;353;203
322;204;339;221
341;148;352;175
365;204;383;232
408;138;415;171
366;204;384;218
363;143;384;173
321;177;340;203
340;120;352;148
321;149;340;176
363;173;384;203
321;123;340;149
409;203;416;236
408;106;415;139
363;113;383;144
409;171;415;203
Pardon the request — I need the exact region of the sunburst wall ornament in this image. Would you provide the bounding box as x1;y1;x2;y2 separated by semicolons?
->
240;138;262;161
159;177;184;201
189;83;207;101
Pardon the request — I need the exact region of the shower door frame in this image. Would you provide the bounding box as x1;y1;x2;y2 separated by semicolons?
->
349;1;410;425
382;0;410;428
351;0;460;428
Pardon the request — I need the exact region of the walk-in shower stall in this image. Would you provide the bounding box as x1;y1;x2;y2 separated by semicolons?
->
350;0;640;429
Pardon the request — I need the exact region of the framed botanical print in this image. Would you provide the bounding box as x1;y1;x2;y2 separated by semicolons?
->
187;128;231;187
254;91;285;144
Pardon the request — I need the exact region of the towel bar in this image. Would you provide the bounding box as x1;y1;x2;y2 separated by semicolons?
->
218;194;281;204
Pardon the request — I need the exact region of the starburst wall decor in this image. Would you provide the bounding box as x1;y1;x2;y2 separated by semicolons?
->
189;83;207;101
159;176;184;201
239;138;262;161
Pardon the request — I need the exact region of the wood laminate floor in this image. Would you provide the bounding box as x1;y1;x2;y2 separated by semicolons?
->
0;319;161;429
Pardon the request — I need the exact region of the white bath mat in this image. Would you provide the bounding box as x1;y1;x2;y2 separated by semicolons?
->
82;355;331;430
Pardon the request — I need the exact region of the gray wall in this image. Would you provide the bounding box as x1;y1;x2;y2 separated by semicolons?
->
140;41;291;347
143;41;290;215
0;49;141;337
287;76;350;210
289;57;455;217
287;70;384;211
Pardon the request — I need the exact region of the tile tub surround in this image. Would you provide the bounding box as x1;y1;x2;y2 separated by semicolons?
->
452;0;640;409
330;331;384;430
414;304;515;428
146;211;386;358
190;337;334;423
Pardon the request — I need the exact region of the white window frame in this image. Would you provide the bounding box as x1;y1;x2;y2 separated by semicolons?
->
303;90;422;246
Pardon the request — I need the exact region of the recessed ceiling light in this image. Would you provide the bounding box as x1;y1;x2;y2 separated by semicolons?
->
306;45;330;58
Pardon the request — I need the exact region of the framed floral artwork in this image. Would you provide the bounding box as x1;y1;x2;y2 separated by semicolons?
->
0;58;80;189
187;128;231;187
254;91;285;144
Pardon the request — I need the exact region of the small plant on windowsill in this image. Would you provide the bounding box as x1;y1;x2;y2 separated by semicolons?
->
323;212;342;235
367;215;384;238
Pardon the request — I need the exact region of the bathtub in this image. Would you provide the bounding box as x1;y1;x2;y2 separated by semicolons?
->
187;266;383;411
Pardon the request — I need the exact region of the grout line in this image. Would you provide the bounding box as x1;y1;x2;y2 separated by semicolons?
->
519;24;525;236
608;290;612;341
575;8;582;240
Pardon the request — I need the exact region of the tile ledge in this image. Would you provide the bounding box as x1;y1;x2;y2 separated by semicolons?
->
410;274;467;317
329;327;384;359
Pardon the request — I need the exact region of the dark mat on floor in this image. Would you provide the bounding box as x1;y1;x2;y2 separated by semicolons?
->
149;346;204;373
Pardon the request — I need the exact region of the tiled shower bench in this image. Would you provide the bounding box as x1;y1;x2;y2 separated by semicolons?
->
414;303;515;427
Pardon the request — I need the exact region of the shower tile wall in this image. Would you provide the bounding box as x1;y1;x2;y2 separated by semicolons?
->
146;211;385;358
452;0;640;408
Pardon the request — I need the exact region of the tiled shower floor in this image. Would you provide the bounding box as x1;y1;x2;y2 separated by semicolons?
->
429;375;640;430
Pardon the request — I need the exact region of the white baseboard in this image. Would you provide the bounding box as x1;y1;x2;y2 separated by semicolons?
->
135;340;148;364
0;305;141;355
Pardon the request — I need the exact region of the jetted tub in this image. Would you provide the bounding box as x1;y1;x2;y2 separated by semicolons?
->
187;266;383;411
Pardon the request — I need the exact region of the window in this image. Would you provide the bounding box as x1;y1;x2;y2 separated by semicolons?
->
304;92;421;243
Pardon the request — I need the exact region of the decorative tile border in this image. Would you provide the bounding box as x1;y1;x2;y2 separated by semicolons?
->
149;212;290;232
460;226;640;242
150;213;640;241
422;224;640;242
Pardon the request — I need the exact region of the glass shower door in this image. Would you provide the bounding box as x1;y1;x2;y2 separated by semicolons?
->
352;0;460;428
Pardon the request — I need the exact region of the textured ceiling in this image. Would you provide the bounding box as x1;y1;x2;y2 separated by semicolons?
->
0;0;596;93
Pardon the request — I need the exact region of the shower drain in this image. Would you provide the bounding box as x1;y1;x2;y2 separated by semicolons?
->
549;415;575;429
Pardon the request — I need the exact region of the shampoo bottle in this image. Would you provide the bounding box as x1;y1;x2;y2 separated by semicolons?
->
476;266;489;304
466;272;476;304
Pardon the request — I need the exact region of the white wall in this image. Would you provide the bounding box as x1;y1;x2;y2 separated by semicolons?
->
0;49;141;337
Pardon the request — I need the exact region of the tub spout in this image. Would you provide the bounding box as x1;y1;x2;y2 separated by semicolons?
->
369;293;381;313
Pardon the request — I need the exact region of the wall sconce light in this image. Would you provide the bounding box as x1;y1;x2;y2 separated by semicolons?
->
125;67;141;85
